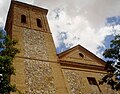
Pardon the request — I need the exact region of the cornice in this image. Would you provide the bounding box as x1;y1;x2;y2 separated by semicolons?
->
11;0;48;15
59;60;106;72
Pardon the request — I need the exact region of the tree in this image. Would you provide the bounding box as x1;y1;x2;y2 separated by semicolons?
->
0;28;20;94
99;34;120;90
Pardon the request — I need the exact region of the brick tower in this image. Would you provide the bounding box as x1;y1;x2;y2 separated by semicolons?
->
5;1;68;94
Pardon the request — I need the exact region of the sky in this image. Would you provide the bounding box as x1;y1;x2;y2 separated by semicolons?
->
0;0;120;59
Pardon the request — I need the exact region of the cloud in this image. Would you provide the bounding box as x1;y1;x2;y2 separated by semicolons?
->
49;10;114;57
43;0;120;58
0;0;11;26
1;0;120;58
32;0;120;27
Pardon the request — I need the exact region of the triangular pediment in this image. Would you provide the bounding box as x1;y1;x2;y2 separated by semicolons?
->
58;45;105;67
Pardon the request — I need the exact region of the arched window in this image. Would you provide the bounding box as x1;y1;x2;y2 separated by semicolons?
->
36;18;42;28
21;15;26;23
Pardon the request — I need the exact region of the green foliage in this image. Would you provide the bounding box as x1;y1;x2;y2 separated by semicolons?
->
0;30;20;94
103;35;120;61
99;34;120;91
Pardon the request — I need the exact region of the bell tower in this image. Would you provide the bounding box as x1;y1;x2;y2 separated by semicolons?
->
5;1;68;94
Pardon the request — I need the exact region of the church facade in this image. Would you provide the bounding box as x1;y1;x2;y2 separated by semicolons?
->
5;1;118;94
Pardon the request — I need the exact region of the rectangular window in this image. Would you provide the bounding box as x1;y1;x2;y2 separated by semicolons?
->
21;15;26;23
36;18;42;28
87;77;97;85
87;77;101;92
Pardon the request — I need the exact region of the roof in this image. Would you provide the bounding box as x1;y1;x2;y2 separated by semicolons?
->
58;45;106;65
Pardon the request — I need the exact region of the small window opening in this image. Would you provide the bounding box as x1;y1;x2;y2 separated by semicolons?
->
87;77;97;85
87;77;101;92
79;53;84;58
36;18;42;28
21;15;26;23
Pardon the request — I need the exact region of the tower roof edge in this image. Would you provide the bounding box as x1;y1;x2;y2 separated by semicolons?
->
11;0;48;15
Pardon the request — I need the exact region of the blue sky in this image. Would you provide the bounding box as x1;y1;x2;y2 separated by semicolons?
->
0;0;120;59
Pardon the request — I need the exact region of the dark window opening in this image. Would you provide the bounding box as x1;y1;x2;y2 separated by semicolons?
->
87;77;97;85
87;77;102;92
36;18;42;28
79;53;84;58
21;15;26;23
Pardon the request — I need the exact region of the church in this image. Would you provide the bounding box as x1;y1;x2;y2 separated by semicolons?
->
5;0;118;94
